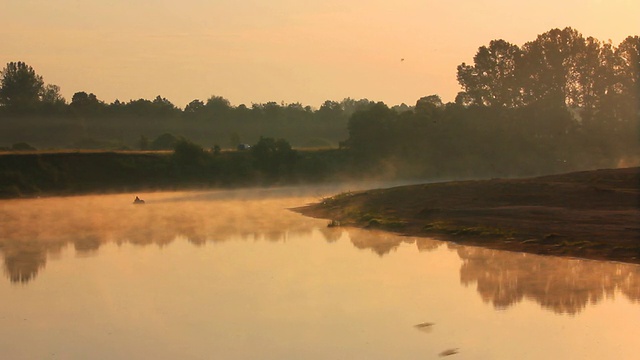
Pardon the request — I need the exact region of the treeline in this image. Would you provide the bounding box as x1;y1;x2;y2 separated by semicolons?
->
345;28;639;178
0;93;388;150
0;63;385;149
1;27;638;182
456;28;638;112
0;137;353;198
345;98;635;179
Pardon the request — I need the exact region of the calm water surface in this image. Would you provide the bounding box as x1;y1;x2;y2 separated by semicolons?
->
1;187;639;359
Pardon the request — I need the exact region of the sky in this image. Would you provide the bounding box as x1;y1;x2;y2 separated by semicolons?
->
1;0;638;109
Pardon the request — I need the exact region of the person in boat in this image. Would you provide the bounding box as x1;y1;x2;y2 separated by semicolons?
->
133;196;145;204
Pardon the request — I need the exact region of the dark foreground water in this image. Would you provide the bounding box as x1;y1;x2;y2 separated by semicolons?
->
1;187;639;359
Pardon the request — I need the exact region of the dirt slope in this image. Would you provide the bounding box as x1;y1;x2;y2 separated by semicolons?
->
295;167;640;264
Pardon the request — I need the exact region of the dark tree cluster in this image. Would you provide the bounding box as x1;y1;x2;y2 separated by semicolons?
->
0;135;355;198
456;29;638;110
346;28;639;178
1;27;638;182
0;62;65;112
0;64;378;150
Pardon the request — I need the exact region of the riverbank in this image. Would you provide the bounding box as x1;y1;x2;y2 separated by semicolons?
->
294;167;640;264
0;149;350;198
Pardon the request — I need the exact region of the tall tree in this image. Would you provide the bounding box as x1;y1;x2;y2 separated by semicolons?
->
251;136;297;177
574;37;608;116
39;84;67;113
616;36;640;104
520;27;586;106
184;99;205;116
346;102;397;163
611;36;640;148
204;96;232;121
456;40;522;107
40;84;66;106
0;61;45;109
415;94;444;117
149;95;179;117
70;91;105;115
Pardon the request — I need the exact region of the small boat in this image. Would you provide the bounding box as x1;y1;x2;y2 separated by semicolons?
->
439;348;459;357
133;196;145;204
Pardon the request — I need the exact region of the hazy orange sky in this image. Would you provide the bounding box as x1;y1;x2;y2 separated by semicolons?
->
1;0;638;108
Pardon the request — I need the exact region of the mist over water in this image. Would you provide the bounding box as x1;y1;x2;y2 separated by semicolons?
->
1;186;639;359
0;182;417;282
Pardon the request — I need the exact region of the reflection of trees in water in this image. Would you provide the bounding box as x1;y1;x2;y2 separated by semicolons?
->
416;238;442;252
456;246;640;314
74;235;102;254
2;243;48;283
345;228;443;256
0;193;324;283
3;192;640;317
338;228;640;314
318;227;342;243
348;230;411;256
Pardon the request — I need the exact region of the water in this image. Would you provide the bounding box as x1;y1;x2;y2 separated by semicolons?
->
1;187;639;359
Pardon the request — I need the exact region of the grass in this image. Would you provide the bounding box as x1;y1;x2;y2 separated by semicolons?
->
422;221;514;238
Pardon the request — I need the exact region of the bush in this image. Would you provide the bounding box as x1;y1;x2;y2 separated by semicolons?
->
251;137;298;178
151;133;178;150
11;142;36;151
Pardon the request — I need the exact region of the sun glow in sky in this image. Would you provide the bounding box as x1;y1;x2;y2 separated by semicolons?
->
1;0;638;108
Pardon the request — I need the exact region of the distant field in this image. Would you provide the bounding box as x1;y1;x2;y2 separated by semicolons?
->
0;146;336;156
0;149;173;156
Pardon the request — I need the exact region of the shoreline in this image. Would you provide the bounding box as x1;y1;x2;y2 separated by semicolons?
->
294;167;640;264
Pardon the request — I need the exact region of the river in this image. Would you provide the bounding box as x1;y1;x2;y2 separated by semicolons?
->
1;186;639;359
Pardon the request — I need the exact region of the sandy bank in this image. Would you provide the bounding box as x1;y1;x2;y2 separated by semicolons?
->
294;167;640;264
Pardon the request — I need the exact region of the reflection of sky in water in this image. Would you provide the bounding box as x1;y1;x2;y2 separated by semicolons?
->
1;188;640;359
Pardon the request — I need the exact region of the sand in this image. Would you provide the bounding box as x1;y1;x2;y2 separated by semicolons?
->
295;167;640;264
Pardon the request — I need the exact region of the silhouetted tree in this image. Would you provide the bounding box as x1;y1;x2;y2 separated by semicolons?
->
262;102;283;123
204;96;231;120
40;84;66;108
457;40;522;107
71;91;105;115
184;99;205;120
151;95;179;116
520;27;586;106
151;133;179;150
229;132;241;149
139;135;150;150
340;98;376;116
415;95;444;118
0;61;44;109
11;142;36;151
172;138;210;172
122;97;178;118
317;100;344;123
346;102;397;163
251;137;297;177
615;36;640;118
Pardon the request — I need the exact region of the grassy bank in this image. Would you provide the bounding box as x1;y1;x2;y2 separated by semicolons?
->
0;148;352;198
295;167;640;264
